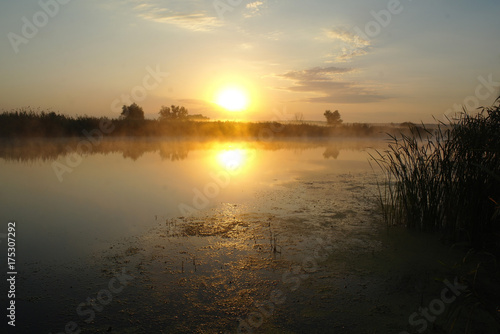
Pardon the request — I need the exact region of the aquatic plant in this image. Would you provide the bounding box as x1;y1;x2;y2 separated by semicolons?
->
372;99;500;250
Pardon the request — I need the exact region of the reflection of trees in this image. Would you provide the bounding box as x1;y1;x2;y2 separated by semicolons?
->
0;140;63;162
323;146;340;159
159;144;189;161
0;140;193;163
121;146;146;161
0;139;385;163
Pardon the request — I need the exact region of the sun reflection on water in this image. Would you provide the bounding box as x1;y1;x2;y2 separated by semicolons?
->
217;148;248;172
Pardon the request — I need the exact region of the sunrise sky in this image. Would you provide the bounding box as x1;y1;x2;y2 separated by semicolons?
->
1;0;499;122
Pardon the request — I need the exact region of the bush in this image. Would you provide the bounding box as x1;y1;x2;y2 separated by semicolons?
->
121;103;145;121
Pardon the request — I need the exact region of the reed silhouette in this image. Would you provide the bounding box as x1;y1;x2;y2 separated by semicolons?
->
371;99;500;331
372;98;500;251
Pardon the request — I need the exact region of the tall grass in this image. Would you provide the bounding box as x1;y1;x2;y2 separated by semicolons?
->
372;100;500;250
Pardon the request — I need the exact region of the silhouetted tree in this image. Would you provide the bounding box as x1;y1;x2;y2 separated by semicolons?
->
294;112;304;123
324;110;343;126
158;105;173;121
121;103;145;120
158;105;189;121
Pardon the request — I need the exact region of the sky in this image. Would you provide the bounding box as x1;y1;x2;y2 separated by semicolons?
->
1;0;499;123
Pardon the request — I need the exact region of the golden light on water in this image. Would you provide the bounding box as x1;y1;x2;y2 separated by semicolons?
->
217;149;248;171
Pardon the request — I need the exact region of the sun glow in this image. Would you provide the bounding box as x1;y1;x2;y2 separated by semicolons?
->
217;149;247;171
216;87;249;112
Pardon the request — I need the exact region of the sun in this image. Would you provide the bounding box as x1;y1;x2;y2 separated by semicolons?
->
216;87;249;112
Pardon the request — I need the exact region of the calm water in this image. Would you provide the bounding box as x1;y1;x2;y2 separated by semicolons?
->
1;138;399;333
0;139;380;261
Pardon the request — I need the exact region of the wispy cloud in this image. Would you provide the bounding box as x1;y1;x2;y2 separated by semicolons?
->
244;1;266;18
130;0;222;31
281;66;352;81
325;28;371;62
128;0;269;30
305;93;387;104
325;28;370;46
278;66;387;104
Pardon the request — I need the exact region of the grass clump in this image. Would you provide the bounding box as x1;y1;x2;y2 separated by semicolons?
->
372;99;500;252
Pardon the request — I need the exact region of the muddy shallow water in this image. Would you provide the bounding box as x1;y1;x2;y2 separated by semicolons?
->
1;139;495;333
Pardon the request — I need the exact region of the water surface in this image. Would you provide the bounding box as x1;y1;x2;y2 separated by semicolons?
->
1;138;464;333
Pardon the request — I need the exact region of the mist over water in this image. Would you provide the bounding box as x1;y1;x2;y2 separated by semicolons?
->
1;134;497;333
0;138;391;332
1;138;379;258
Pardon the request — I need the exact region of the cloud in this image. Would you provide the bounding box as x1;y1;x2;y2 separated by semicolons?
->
305;93;388;104
278;66;388;104
325;28;370;47
325;28;371;62
130;0;222;31
129;0;268;31
244;1;265;18
280;66;352;81
246;1;264;9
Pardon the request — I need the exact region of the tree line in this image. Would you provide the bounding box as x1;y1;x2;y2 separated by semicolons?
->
0;104;411;139
120;103;209;121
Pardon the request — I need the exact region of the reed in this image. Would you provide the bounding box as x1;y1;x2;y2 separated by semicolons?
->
372;100;500;250
0;108;414;139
